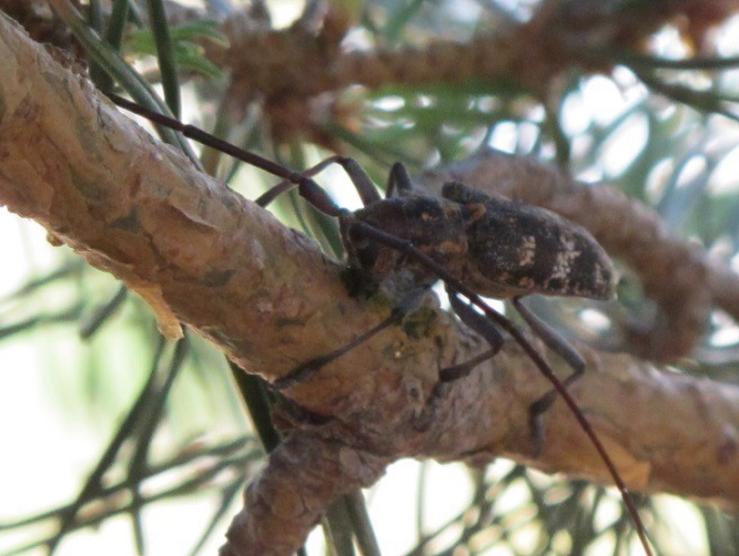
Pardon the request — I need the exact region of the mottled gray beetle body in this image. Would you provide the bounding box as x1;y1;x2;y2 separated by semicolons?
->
344;181;614;300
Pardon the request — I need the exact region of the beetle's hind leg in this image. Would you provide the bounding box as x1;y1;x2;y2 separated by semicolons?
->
512;296;587;453
444;291;587;455
444;292;544;453
512;296;585;411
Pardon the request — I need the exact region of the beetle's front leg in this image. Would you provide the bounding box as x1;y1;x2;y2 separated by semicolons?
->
273;286;428;390
272;310;403;390
446;291;551;454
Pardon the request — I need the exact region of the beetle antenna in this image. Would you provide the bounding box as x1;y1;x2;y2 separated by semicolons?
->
108;93;307;185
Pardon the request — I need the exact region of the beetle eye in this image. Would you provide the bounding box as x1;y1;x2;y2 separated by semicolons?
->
461;203;487;224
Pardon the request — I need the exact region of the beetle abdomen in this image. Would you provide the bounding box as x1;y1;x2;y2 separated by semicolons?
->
443;182;614;300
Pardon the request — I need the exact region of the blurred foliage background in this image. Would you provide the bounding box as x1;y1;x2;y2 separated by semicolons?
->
3;0;739;555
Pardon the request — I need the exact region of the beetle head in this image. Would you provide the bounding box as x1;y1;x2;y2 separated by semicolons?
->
342;196;469;290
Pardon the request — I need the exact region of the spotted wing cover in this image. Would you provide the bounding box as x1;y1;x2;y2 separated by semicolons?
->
443;182;615;299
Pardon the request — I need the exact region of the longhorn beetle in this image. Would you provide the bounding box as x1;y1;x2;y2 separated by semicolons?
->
108;93;653;555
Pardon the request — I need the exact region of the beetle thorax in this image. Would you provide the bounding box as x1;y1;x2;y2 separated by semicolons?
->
342;196;469;289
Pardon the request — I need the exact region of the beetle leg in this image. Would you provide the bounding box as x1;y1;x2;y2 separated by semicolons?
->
273;310;402;390
445;290;546;452
512;296;588;453
273;288;426;390
256;156;382;208
441;291;504;381
512;297;585;417
254;155;345;207
512;297;586;374
438;348;499;382
330;157;383;206
385;162;414;198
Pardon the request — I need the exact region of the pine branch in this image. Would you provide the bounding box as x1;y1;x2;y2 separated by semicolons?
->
1;13;739;555
218;0;739;124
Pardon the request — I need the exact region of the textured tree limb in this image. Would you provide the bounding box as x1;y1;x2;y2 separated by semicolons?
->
2;13;739;555
12;0;739;143
92;0;738;145
218;0;739;130
222;0;739;98
220;432;390;556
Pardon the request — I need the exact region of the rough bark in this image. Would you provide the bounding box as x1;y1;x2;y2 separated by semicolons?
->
2;11;739;556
